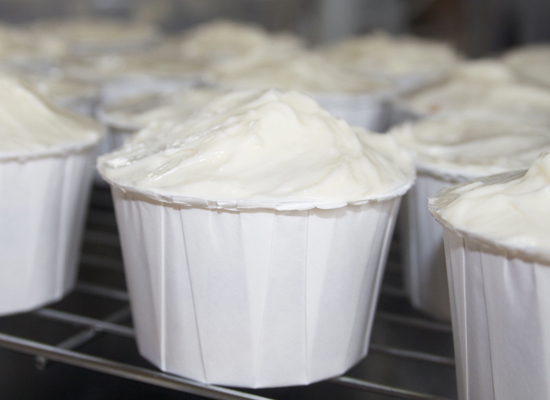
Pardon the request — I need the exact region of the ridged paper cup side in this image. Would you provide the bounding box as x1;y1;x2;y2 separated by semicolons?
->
401;172;452;321
0;146;96;315
401;165;474;321
437;221;550;400
109;184;407;388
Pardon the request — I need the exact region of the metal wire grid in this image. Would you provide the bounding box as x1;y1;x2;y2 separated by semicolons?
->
0;185;457;400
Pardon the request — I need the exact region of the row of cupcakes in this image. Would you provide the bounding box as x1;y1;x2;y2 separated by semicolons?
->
0;72;416;387
2;16;550;395
5;67;550;395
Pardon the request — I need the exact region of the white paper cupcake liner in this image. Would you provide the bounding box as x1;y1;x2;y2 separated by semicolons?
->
401;172;452;321
0;146;96;315
440;225;550;400
110;186;403;387
312;92;393;133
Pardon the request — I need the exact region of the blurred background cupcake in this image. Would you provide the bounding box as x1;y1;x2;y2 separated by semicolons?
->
430;152;550;400
391;113;550;320
0;74;103;316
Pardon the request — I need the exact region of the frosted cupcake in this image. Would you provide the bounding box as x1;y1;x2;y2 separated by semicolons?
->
176;19;304;65
391;60;516;125
401;60;550;126
318;31;460;92
502;44;550;88
0;75;103;316
98;89;414;387
61;51;204;105
212;52;395;132
16;71;100;117
97;87;229;149
429;152;550;400
392;114;550;320
28;18;160;56
0;23;66;71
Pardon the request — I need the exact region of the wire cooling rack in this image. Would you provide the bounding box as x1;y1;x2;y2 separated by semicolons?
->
0;185;457;400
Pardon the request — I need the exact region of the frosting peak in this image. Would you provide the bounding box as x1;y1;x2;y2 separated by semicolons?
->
99;89;414;208
0;75;102;158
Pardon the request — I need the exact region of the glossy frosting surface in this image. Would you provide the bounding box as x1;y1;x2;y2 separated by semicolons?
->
101;87;229;130
99;89;414;207
430;152;550;255
0;75;102;157
393;114;550;177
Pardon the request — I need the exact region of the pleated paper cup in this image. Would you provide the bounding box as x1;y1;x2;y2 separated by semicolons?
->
106;180;411;388
0;143;98;316
431;212;550;400
311;92;393;133
401;165;472;321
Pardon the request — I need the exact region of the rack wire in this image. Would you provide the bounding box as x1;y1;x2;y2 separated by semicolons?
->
0;185;458;400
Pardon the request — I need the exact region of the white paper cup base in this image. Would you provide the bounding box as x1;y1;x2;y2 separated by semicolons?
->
442;227;550;400
0;149;95;315
111;187;402;388
401;173;452;321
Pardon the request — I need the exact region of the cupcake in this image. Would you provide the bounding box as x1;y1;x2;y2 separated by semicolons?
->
429;152;550;400
0;75;103;316
392;113;550;320
502;44;550;88
0;23;66;72
212;52;395;132
98;89;414;387
400;60;550;127
318;31;460;92
61;51;203;105
27;18;160;56
16;71;100;117
391;60;516;125
176;19;304;65
97;87;229;149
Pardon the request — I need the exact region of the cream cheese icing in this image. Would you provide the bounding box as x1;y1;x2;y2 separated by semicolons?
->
429;152;550;256
405;73;550;125
212;52;393;94
318;32;460;77
0;24;66;64
0;75;102;158
28;18;159;53
60;51;204;83
100;87;229;130
98;89;414;208
18;72;99;104
503;44;550;88
392;114;550;178
177;19;304;63
447;59;516;83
